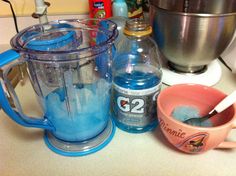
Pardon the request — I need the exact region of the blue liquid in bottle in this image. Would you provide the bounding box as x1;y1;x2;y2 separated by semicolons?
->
112;65;161;133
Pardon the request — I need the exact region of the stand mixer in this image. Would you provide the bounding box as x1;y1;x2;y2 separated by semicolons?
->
149;0;236;86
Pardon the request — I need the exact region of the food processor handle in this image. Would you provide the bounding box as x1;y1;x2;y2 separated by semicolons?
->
0;49;54;130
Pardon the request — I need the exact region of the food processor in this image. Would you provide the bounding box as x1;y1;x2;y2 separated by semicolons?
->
0;19;118;156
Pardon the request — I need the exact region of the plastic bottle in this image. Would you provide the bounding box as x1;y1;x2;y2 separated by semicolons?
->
88;0;112;19
112;0;128;17
111;19;162;133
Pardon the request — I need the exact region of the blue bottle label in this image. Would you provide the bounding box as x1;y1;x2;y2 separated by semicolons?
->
112;82;161;127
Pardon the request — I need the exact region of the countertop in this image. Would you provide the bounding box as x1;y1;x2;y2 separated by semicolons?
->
0;47;236;175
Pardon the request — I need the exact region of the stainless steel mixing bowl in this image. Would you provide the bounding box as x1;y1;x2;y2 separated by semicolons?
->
150;0;236;73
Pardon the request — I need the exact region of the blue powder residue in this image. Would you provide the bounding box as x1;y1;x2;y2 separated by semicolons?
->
44;78;111;142
171;106;213;127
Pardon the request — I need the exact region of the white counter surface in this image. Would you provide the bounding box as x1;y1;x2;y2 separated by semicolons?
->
0;46;236;176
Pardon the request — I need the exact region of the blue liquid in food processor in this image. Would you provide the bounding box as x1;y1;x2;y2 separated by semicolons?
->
44;79;111;142
112;65;161;133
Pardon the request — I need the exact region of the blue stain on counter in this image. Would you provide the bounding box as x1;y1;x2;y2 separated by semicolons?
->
171;106;213;127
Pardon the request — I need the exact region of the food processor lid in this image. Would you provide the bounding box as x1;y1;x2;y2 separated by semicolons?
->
10;19;118;58
23;23;77;51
